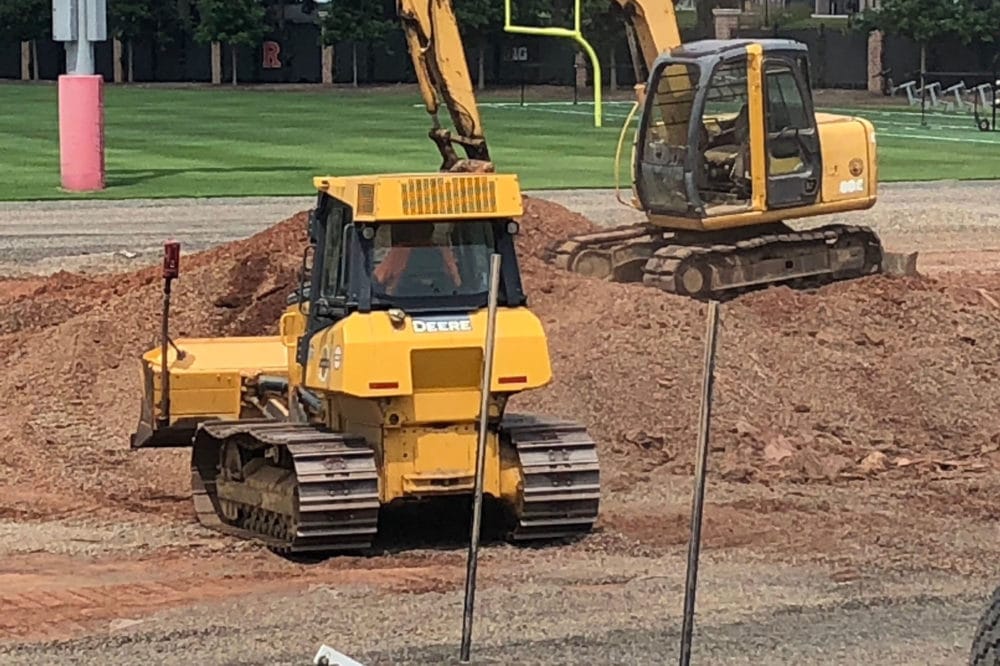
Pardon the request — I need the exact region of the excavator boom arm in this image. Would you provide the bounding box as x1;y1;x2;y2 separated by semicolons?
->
397;0;492;171
613;0;683;82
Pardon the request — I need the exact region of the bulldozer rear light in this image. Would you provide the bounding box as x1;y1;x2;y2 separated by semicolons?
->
163;241;180;279
498;375;527;385
369;381;399;390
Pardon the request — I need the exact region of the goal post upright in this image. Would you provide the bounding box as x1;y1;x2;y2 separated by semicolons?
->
503;0;603;128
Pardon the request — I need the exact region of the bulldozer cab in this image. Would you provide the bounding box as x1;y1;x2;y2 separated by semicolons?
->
634;39;822;219
295;182;528;367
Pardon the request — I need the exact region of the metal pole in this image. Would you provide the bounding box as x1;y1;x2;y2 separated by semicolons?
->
574;58;579;105
159;275;172;426
920;71;927;127
62;0;98;75
460;252;503;663
678;300;721;666
159;241;180;427
992;71;997;131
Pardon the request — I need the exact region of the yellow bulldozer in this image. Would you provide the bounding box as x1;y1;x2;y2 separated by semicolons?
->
128;0;600;555
547;0;898;299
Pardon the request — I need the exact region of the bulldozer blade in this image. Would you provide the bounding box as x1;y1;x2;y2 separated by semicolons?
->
880;251;919;277
129;393;197;449
130;420;197;448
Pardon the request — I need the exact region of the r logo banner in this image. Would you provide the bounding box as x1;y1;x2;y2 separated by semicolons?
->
262;41;281;69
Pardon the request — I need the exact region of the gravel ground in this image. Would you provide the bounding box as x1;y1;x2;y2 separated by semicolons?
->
3;182;1000;275
0;548;988;665
538;181;1000;272
0;197;311;275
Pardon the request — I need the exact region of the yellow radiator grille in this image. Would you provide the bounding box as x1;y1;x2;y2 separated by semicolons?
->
356;183;376;216
401;176;498;216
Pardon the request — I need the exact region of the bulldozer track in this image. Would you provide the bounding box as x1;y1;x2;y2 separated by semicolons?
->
191;420;380;555
547;222;883;300
502;414;601;542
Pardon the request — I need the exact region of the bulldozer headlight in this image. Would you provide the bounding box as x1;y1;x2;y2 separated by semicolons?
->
506;221;519;235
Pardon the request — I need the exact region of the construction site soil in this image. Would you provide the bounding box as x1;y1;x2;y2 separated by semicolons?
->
3;196;1000;517
2;196;1000;657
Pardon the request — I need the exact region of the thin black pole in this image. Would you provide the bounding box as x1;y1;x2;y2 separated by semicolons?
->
159;276;171;424
992;69;997;131
678;300;721;666
460;253;502;663
159;241;180;427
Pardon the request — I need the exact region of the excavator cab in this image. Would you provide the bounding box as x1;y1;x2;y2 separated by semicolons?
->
550;5;889;298
634;39;824;223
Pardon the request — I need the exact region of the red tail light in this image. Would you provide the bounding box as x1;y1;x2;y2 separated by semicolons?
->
369;381;399;390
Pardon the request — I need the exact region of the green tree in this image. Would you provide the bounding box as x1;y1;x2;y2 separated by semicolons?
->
319;0;394;86
697;0;736;38
454;0;504;90
580;0;625;90
855;0;976;88
194;0;268;85
110;0;185;83
0;0;49;80
965;0;1000;68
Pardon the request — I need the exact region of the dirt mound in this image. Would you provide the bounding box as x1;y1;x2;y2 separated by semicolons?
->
0;212;309;521
3;196;1000;525
513;268;1000;489
514;195;596;260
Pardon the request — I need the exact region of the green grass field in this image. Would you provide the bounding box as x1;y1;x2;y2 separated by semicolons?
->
1;82;998;201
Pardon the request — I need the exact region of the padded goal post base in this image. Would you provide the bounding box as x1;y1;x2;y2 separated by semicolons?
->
58;74;105;191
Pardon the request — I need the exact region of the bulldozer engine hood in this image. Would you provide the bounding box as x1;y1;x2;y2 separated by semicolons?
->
303;306;551;400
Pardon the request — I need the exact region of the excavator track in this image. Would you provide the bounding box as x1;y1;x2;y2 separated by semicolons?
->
501;414;601;542
547;222;883;300
546;223;669;282
190;420;380;555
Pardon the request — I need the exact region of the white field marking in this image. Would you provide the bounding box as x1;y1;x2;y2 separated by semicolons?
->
410;100;636;108
415;101;1000;144
877;131;1000;145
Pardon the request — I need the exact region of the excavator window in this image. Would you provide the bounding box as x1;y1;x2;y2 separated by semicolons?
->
761;56;822;208
697;56;752;211
635;61;699;215
370;221;495;300
763;62;811;175
636;52;773;217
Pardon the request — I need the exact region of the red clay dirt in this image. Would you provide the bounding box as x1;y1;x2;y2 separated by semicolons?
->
0;549;464;642
3;198;1000;524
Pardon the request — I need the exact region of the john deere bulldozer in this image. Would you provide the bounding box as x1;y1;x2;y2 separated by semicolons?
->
128;0;600;554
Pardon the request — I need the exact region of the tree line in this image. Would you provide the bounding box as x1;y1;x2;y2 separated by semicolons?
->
1;0;998;86
856;0;1000;76
0;0;635;85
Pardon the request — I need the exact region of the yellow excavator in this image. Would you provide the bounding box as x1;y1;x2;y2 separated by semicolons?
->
128;0;600;555
548;0;888;299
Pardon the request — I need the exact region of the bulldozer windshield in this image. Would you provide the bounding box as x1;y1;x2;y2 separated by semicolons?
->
370;221;496;301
